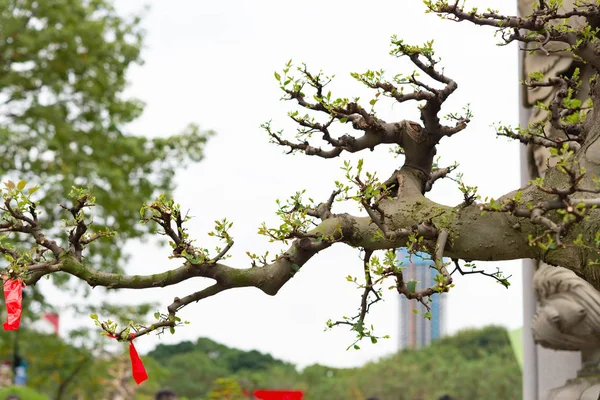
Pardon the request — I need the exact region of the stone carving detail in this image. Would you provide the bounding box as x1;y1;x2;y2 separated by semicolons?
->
532;263;600;351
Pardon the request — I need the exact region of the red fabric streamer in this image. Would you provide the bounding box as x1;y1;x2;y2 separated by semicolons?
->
3;278;23;330
253;390;304;400
128;334;148;385
107;332;148;384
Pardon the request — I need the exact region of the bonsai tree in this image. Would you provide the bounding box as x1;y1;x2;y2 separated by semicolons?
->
2;1;600;348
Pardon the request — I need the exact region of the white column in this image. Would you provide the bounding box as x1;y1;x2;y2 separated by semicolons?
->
518;23;582;399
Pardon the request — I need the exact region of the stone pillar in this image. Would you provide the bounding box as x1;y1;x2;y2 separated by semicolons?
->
519;80;582;400
517;1;600;398
520;86;538;399
520;117;584;400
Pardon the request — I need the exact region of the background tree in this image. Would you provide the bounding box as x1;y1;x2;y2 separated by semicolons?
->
0;0;211;378
0;385;49;400
0;0;210;280
206;378;245;400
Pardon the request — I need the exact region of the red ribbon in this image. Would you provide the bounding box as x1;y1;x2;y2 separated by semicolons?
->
108;332;148;384
128;334;148;384
3;278;23;330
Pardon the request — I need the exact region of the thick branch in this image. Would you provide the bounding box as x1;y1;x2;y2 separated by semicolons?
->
25;175;540;296
425;165;457;192
266;119;423;159
23;167;594;340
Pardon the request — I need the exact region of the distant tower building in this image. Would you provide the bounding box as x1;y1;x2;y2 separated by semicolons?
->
397;248;448;349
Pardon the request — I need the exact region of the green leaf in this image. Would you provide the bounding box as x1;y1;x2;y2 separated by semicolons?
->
406;280;417;294
17;180;26;190
274;71;281;81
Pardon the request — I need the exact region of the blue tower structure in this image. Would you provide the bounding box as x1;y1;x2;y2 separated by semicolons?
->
397;248;448;349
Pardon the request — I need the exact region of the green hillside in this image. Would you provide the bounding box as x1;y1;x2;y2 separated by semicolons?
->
144;325;521;400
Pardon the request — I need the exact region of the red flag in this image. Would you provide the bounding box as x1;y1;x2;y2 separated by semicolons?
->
43;313;60;336
3;278;23;330
253;390;304;400
128;334;148;385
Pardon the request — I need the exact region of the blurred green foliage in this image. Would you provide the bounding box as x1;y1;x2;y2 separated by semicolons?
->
0;328;168;399
146;325;521;400
0;385;49;399
0;0;211;280
0;326;520;399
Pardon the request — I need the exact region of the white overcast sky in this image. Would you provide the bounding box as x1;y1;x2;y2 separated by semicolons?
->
43;0;525;369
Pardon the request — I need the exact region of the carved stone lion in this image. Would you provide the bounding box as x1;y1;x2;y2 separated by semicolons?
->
532;264;600;351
